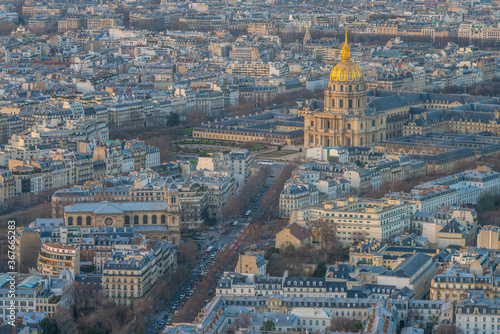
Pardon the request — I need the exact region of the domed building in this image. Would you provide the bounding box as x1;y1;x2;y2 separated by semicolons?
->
303;32;386;148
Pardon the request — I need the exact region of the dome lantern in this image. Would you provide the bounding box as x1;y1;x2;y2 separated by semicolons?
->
330;31;362;82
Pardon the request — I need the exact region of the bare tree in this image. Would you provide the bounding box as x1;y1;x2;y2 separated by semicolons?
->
234;312;252;329
187;109;207;127
329;317;363;332
230;102;256;117
433;324;463;334
178;239;200;267
221;197;243;220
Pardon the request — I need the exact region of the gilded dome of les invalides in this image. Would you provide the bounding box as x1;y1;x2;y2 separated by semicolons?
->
329;31;363;82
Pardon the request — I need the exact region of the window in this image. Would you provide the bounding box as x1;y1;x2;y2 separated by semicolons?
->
77;216;82;226
68;217;73;226
348;99;352;108
358;99;360;107
372;120;375;127
349;85;352;91
161;215;166;224
134;216;139;225
331;99;335;108
86;216;91;226
125;216;130;225
310;121;314;126
340;85;343;92
152;215;157;224
347;123;351;130
339;100;344;108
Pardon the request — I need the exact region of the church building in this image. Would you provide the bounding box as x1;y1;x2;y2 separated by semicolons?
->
303;32;387;148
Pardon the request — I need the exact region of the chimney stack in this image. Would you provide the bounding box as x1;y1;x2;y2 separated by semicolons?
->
495;109;499;120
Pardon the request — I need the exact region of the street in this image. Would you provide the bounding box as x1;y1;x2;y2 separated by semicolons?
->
146;161;286;333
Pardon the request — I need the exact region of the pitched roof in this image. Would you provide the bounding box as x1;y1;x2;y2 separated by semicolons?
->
284;222;311;241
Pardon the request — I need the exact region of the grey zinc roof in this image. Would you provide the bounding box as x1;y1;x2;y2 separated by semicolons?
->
64;201;169;214
369;94;408;111
382;253;432;278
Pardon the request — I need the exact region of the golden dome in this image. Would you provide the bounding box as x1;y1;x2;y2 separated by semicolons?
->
330;31;362;82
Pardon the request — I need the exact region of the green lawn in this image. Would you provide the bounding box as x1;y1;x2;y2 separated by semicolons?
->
250;145;265;151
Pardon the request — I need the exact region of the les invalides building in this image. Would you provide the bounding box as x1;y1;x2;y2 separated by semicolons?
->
303;32;387;148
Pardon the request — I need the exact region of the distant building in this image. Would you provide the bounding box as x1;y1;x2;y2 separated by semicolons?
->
456;299;500;333
477;225;500;250
102;240;176;305
37;242;80;277
235;252;266;276
275;223;313;249
63;200;181;245
306;146;348;163
378;253;438;299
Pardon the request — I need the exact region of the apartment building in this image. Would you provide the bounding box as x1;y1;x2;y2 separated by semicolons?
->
87;15;123;29
456;299;500;334
28;14;57;34
477;226;500;250
275;223;313;250
229;150;251;191
190;171;236;217
349;242;438;270
106;101;144;128
198;152;232;171
102;240;176;305
430;265;500;302
0;169;15;202
279;183;319;218
37;242;80;277
0;275;37;321
294;197;412;245
14;228;43;272
235;252;266;276
57;16;86;32
378;253;438;299
93;144;124;175
50;150;93;185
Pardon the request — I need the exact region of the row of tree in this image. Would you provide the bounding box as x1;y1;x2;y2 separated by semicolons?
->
221;166;272;220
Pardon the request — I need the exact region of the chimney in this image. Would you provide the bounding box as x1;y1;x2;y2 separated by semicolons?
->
495;109;499;120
